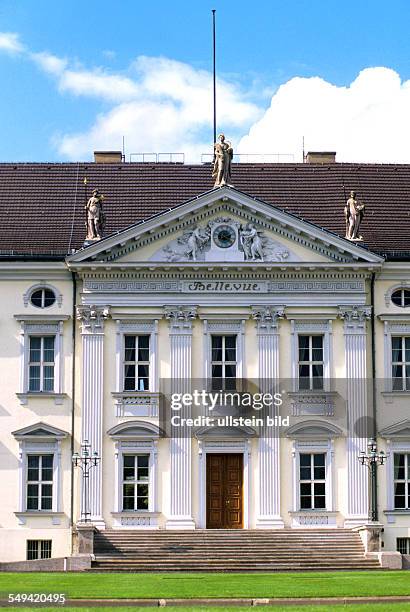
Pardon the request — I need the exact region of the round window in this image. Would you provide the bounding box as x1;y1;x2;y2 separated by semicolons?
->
391;288;410;308
30;288;56;308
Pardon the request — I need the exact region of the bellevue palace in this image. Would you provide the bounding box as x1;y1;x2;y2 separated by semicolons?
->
1;148;410;570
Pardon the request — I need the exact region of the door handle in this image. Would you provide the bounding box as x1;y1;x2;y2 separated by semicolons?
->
225;499;230;506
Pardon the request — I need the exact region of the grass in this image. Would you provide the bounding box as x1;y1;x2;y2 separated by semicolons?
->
0;571;410;600
10;606;410;612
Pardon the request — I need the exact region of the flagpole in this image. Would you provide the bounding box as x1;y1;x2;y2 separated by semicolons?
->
212;9;217;145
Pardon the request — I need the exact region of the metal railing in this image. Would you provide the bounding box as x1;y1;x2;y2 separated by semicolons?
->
129;152;185;163
201;153;295;164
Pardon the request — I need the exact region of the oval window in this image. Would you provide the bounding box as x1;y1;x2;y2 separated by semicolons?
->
30;288;56;308
391;288;410;308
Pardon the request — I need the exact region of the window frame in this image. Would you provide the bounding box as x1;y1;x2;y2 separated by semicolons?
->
391;336;410;391
391;288;410;308
203;319;245;389
115;320;158;394
291;438;334;513
299;452;327;510
121;453;150;512
28;335;56;393
210;334;238;390
291;320;332;392
26;539;52;560
26;453;54;511
123;334;151;392
383;321;410;393
297;334;325;391
393;452;410;510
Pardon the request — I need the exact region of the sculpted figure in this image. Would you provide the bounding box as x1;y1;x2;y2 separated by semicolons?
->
85;189;105;240
240;223;264;261
185;226;210;261
345;190;365;241
212;133;233;187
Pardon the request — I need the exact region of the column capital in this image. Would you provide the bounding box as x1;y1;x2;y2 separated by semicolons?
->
164;305;197;332
76;305;111;334
338;305;371;333
251;306;285;333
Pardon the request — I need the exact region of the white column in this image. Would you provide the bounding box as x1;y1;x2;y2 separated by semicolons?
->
164;306;197;529
339;305;371;527
252;306;285;528
76;305;110;528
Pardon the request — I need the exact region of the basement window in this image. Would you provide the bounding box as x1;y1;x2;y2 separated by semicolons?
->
26;539;52;560
397;538;410;555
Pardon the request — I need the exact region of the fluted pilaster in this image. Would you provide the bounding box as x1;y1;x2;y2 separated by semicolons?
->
339;305;371;526
252;306;285;528
76;305;110;527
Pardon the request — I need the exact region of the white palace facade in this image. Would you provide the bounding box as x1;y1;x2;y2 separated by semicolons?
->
1;157;410;567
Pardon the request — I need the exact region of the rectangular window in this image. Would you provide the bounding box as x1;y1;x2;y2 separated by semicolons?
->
26;539;52;560
299;453;326;510
211;335;237;390
298;335;324;390
123;335;150;391
28;336;55;392
122;454;149;511
26;454;53;511
397;538;410;555
394;453;410;509
392;337;410;391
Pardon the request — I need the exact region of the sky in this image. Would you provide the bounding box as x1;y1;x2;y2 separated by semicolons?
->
1;0;410;163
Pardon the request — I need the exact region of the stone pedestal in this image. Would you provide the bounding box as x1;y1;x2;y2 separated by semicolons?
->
73;524;96;555
253;307;285;529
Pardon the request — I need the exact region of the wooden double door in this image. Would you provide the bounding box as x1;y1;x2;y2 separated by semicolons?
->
206;453;243;529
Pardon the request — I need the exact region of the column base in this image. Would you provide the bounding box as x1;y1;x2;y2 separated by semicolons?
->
166;517;196;530
90;518;106;530
255;516;285;529
344;516;370;528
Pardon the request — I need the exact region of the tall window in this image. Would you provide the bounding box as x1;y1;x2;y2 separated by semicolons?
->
392;337;410;391
298;335;324;390
122;454;149;511
124;335;150;391
26;454;53;511
211;335;237;390
394;453;410;509
299;453;326;509
28;336;55;392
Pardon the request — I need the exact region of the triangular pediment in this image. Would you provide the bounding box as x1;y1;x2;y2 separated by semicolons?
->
12;422;69;440
380;420;410;438
67;186;383;266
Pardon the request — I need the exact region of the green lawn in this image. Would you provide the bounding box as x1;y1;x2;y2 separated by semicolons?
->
10;606;410;612
0;571;410;600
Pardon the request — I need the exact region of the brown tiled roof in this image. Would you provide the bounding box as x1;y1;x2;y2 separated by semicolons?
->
0;161;409;258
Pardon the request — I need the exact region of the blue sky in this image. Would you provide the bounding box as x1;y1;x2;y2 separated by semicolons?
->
1;0;410;162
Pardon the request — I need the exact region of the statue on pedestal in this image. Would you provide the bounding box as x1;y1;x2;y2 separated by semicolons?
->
85;189;105;241
345;190;365;241
212;133;233;187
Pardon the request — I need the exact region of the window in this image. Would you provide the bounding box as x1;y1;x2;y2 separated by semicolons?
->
28;336;55;392
397;538;410;554
26;454;53;511
298;335;324;390
391;337;410;391
26;540;52;560
211;335;237;390
392;289;410;308
123;335;150;391
122;454;149;511
30;288;56;308
394;453;410;509
299;453;326;509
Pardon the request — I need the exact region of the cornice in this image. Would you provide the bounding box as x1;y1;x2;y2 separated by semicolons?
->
0;261;70;280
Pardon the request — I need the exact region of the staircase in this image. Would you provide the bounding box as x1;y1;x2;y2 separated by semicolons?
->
91;529;381;572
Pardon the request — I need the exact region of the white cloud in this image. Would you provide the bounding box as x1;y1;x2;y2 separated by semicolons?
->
0;32;24;54
238;67;410;163
30;51;68;75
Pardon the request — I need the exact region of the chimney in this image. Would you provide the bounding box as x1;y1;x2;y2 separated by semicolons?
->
306;151;336;164
94;150;123;163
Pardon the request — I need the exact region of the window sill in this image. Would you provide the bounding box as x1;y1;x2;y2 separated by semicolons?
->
15;511;64;526
112;391;159;417
16;392;66;406
384;509;410;524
